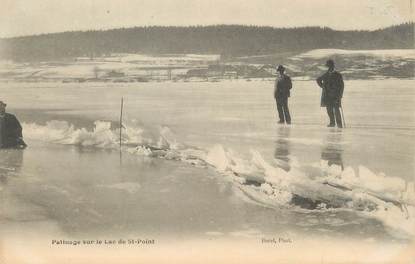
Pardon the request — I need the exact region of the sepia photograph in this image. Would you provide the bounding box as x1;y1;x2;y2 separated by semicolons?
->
0;0;414;263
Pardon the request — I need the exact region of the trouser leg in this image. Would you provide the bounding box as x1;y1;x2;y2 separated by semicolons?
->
326;105;335;125
282;98;291;123
276;99;285;122
334;106;342;128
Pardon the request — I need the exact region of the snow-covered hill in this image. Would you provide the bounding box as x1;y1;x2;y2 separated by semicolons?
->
0;49;413;82
0;54;219;82
286;49;414;80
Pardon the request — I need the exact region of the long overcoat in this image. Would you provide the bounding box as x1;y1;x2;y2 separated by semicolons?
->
316;71;344;107
0;113;25;148
274;74;292;100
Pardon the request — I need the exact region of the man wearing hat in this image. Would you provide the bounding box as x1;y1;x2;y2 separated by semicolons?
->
274;65;292;124
316;60;344;128
0;101;26;149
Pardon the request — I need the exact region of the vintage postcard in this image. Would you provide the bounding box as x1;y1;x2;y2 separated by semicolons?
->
0;0;414;263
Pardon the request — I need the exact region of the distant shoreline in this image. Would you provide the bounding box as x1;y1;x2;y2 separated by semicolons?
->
1;49;414;82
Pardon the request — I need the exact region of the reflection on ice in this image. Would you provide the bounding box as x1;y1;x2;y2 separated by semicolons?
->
0;149;23;184
3;119;415;240
321;129;344;170
274;126;291;172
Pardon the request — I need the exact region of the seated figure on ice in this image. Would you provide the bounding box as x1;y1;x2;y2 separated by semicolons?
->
0;101;26;149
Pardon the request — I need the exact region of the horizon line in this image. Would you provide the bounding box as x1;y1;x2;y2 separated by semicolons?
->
2;21;413;40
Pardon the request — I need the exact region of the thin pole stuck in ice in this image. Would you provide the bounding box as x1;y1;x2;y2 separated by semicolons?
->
340;106;346;128
119;97;124;148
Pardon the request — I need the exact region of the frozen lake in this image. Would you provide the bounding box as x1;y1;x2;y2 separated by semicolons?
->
1;79;414;249
3;79;414;179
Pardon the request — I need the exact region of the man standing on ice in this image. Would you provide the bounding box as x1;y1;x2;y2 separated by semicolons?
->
0;101;26;149
316;60;344;128
274;65;292;124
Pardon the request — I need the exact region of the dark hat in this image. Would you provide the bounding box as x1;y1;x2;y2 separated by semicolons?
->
276;65;285;72
325;59;335;67
0;101;6;107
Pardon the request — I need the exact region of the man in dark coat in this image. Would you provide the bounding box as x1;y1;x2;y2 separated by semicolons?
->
0;101;26;149
316;60;344;128
274;65;292;124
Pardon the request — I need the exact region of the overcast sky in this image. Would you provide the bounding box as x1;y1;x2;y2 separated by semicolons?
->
0;0;413;38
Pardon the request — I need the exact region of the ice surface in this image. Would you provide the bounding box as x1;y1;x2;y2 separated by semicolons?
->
1;79;414;241
18;117;415;239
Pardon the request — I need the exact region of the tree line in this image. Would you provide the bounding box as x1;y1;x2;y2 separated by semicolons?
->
0;23;413;61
